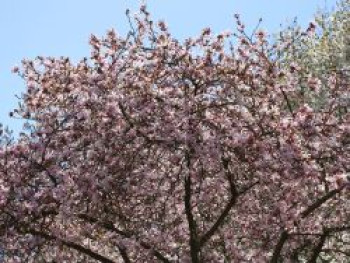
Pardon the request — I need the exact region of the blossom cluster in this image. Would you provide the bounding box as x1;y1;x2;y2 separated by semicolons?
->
0;6;349;263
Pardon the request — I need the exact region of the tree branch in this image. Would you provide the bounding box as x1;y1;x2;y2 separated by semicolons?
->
279;85;295;117
117;245;131;263
301;186;344;218
184;174;200;263
200;157;238;246
199;195;236;247
271;186;344;263
78;214;131;237
118;102;173;147
270;230;289;263
77;214;171;263
321;248;350;257
199;162;258;247
28;229;116;263
308;231;328;263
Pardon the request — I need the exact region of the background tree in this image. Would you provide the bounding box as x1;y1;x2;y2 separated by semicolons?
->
275;0;349;110
273;1;350;261
0;6;349;263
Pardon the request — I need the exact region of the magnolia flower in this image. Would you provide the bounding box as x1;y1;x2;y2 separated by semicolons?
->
307;76;322;92
1;6;348;262
11;66;19;73
306;21;316;34
333;173;350;187
256;29;267;40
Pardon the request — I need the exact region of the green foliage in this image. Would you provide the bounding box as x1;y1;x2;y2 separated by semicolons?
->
275;0;349;110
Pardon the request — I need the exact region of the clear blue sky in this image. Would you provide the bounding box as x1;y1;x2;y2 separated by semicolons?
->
0;0;336;134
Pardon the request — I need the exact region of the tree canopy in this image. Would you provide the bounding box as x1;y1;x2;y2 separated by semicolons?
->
0;5;349;263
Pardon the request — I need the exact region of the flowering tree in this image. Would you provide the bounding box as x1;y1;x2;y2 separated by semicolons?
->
1;7;349;262
275;0;349;110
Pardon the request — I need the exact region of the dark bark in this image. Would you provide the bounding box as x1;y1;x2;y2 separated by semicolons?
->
117;245;131;263
78;214;171;263
29;229;116;263
301;186;344;218
184;175;200;263
308;232;328;263
270;230;289;263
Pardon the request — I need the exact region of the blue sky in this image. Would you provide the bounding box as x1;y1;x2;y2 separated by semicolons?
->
0;0;336;134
